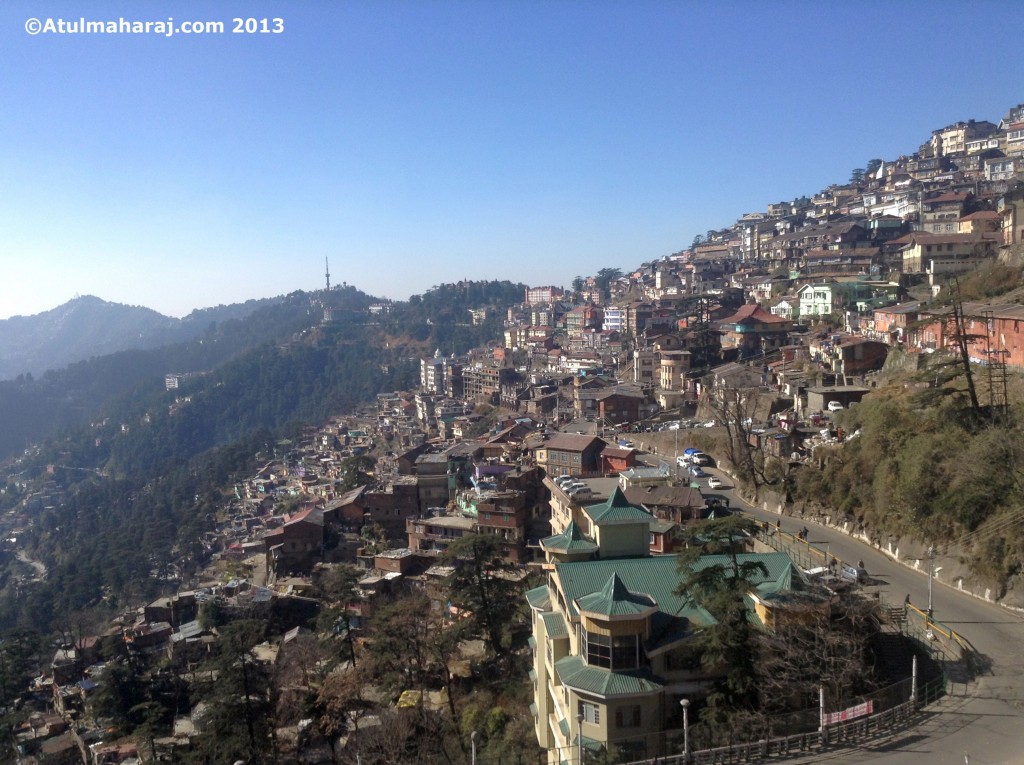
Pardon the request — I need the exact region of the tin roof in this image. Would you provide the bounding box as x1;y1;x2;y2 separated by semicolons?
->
554;655;664;697
575;573;657;618
584;487;652;524
541;520;599;554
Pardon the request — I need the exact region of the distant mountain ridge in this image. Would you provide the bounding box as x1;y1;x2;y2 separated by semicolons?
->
0;295;273;380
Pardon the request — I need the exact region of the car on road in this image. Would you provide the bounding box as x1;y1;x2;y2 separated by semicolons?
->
707;476;724;489
840;563;869;584
688;465;707;478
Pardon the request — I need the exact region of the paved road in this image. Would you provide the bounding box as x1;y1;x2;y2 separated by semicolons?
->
635;447;1024;765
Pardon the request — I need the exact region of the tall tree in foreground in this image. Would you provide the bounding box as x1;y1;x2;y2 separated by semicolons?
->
675;516;767;741
442;534;522;659
190;620;276;765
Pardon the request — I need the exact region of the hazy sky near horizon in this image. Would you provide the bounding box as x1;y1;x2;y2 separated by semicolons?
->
2;1;1023;320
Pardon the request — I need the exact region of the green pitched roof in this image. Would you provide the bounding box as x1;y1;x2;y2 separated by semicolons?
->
525;585;551;611
541;611;571;639
555;655;664;697
576;573;656;617
585;487;652;524
554;551;796;624
541;520;599;554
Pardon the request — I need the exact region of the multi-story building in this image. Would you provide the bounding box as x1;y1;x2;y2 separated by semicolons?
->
456;488;529;562
421;351;447;394
532;433;606;478
998;186;1024;246
603;306;626;333
526;286;565;305
658;350;690;391
957;211;1001;235
263;507;324;578
797;280;899;318
1004;121;1024;156
910;301;1024;369
897;232;999;276
463;364;522;405
633;348;658;388
716;304;794;359
405;512;476;555
984;155;1023;182
527;487;811;763
566;304;604;336
919;191;969;234
930;120;997;157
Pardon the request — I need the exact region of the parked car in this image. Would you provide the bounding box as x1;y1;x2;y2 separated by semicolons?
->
688;465;707;478
707;476;724;489
840;563;868;583
827;400;844;412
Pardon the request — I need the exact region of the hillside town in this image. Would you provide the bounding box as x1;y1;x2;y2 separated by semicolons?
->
8;103;1024;765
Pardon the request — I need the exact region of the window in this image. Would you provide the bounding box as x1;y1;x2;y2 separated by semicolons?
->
582;629;611;668
581;627;640;670
579;701;601;725
616;705;641;729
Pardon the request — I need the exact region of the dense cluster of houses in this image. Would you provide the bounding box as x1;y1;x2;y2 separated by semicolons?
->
406;105;1024;412
15;103;1024;765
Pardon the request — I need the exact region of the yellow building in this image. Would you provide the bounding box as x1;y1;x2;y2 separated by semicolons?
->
526;488;814;763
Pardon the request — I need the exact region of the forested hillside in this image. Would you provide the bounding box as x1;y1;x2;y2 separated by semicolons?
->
0;292;334;460
0;294;303;381
0;280;523;632
377;280;525;353
790;353;1024;598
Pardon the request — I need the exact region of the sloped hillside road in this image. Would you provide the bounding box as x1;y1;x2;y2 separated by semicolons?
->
730;484;1024;765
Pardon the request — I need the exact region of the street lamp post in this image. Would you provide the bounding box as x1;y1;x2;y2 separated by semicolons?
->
927;545;935;619
680;698;691;764
471;730;478;765
576;712;584;765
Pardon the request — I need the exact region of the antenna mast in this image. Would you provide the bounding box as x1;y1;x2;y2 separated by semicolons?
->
325;257;331;293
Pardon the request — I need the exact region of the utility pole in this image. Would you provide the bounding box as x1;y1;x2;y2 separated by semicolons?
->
927;545;936;620
674;426;679;482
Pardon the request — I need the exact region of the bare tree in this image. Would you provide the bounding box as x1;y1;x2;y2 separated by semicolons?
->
756;593;881;714
701;380;784;497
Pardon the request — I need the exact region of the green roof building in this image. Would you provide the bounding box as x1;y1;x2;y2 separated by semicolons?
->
526;494;814;764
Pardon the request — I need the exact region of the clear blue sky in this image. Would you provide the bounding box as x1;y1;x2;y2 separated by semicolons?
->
2;0;1023;319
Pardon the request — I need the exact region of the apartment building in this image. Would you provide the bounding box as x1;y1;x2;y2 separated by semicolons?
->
526;487;810;762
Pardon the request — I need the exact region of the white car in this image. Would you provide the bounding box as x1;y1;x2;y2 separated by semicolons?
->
707;476;724;489
827;401;844;412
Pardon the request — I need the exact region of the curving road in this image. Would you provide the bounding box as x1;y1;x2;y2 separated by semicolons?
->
594;425;1024;763
700;463;1024;765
